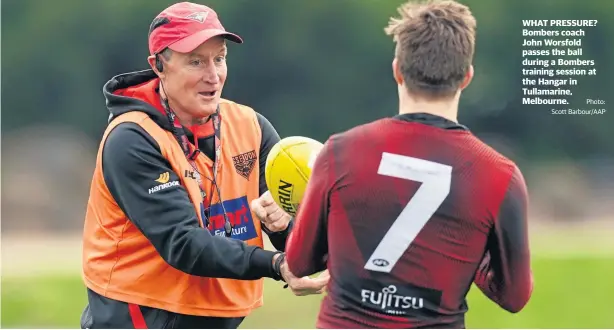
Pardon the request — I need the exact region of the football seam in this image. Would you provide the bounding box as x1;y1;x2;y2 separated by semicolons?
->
281;143;310;183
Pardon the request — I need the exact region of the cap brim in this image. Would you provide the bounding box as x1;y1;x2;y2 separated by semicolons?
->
168;29;243;53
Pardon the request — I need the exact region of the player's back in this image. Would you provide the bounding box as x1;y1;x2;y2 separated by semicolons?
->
318;113;521;329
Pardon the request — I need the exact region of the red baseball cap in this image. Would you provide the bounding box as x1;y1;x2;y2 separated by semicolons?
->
148;2;243;55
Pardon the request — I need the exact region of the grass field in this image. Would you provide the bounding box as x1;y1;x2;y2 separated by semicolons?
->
2;223;613;328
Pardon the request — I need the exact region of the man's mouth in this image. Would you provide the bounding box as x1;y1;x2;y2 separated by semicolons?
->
199;91;216;97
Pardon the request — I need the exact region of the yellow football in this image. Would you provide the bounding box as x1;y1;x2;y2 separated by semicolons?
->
265;136;324;216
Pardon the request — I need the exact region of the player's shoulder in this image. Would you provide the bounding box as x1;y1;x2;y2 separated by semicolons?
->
328;118;391;143
319;118;398;157
465;133;519;174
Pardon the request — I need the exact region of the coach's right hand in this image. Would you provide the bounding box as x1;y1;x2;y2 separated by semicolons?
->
280;259;329;296
251;191;292;233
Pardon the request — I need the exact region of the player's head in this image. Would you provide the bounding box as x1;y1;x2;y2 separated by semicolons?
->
385;0;476;102
147;2;243;121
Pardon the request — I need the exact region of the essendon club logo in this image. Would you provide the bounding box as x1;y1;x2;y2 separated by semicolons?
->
232;150;257;180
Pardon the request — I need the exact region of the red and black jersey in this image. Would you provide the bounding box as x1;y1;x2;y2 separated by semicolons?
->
286;113;533;329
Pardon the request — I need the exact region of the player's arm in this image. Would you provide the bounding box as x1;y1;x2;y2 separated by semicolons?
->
256;112;294;251
285;137;333;277
474;165;533;313
102;123;282;280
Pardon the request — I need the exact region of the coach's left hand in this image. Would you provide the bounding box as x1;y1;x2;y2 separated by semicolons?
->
282;265;329;296
251;191;291;232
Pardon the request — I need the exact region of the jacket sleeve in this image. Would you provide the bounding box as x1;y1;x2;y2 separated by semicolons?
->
285;137;332;277
256;112;294;251
473;165;534;313
102;122;279;280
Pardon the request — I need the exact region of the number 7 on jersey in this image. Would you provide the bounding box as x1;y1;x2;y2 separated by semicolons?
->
364;152;452;273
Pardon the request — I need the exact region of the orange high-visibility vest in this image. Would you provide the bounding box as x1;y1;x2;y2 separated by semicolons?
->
82;100;265;317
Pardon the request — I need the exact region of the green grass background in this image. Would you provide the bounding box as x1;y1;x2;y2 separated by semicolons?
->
2;256;613;329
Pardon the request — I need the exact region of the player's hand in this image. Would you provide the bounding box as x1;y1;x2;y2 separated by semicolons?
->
251;191;292;232
280;261;329;296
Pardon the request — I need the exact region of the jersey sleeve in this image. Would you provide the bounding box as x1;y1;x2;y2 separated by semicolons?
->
102;122;279;280
285;137;333;277
255;112;295;251
473;165;533;313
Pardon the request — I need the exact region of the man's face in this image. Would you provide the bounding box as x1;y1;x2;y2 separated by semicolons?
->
161;37;228;121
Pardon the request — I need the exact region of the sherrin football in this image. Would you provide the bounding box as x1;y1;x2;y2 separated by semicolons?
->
265;136;324;216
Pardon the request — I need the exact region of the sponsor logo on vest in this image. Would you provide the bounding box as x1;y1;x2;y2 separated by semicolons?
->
278;180;295;214
149;181;180;194
207;196;258;241
149;172;180;194
232;150;257;180
155;172;170;183
184;169;198;180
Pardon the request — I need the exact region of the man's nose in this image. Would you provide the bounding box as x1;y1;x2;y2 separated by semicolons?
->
202;60;220;84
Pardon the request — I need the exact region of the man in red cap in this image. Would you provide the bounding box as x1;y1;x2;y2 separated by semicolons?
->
80;2;328;328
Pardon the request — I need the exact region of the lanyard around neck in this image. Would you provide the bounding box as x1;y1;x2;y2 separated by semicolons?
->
161;98;223;226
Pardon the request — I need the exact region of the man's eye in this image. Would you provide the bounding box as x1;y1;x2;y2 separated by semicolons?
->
190;59;202;66
215;56;226;63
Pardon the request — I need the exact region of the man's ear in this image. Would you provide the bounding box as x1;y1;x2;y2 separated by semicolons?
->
459;64;474;90
147;55;164;78
392;57;404;85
